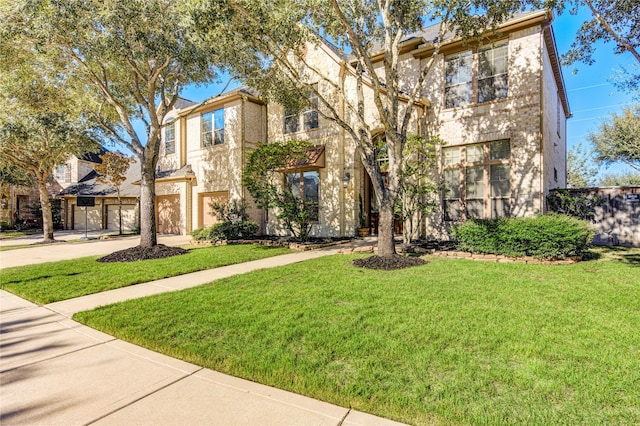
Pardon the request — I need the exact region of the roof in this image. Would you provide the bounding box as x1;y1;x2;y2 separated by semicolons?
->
171;86;263;118
154;164;196;181
78;146;109;164
58;159;141;198
174;97;199;110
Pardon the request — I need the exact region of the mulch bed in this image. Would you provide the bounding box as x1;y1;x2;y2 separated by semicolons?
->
352;255;427;270
97;244;188;263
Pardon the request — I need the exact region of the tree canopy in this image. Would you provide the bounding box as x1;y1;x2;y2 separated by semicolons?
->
553;0;640;92
2;0;223;247
588;106;640;172
567;142;598;188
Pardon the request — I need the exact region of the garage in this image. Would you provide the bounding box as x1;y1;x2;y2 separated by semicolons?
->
199;191;229;228
156;194;181;234
107;204;137;232
73;205;102;231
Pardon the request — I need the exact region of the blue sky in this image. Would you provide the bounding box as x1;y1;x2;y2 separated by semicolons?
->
177;8;636;180
552;8;637;179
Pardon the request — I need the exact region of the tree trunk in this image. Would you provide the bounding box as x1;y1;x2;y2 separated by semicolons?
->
139;163;157;248
36;177;54;242
377;197;396;257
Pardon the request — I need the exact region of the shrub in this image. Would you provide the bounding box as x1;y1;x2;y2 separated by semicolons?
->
452;214;594;259
190;200;259;243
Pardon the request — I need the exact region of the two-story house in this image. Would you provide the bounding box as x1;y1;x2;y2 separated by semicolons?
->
155;90;266;234
159;10;569;240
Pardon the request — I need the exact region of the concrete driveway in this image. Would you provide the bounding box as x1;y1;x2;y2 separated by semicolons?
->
0;233;192;268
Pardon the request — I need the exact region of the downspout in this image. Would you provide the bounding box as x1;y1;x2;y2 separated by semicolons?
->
539;25;546;213
241;97;246;205
339;61;347;236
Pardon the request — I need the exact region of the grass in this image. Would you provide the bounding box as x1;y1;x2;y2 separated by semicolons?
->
0;244;291;304
0;230;41;240
73;248;640;425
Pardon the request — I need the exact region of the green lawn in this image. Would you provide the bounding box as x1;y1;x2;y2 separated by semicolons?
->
0;244;291;304
73;249;640;425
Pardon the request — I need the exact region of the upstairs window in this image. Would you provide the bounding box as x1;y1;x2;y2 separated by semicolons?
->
201;108;225;147
444;50;473;108
478;42;508;103
165;121;176;154
444;41;508;108
284;84;320;134
54;164;70;183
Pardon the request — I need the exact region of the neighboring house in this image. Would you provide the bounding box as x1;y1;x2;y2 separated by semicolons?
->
57;150;141;232
158;10;569;240
0;149;113;229
155;91;266;234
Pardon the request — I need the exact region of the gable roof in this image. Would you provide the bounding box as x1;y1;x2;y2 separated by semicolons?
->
58;159;141;198
78;146;108;164
174;97;199;110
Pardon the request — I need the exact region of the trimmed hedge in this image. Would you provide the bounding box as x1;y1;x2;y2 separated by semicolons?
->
452;214;595;259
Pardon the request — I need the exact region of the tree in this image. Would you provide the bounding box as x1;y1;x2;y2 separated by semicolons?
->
400;135;441;244
588;106;640;172
3;0;221;248
244;139;320;242
94;152;136;235
204;0;538;257
598;170;640;186
0;28;97;242
567;142;599;187
553;0;640;93
0;113;97;241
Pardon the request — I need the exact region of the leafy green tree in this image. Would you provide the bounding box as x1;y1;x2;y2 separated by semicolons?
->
94;152;136;235
203;0;540;257
598;171;640;186
567;142;599;187
0;29;97;241
2;0;221;247
552;0;640;93
0;113;97;241
400;135;441;244
588;106;640;172
244;139;319;241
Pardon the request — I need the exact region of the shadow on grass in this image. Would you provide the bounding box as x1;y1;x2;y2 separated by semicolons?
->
586;246;640;266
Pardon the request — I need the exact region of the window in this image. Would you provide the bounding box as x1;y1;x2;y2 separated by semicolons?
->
284;108;300;134
465;166;484;218
444;41;508;108
165;121;176;154
286;170;320;221
442;140;511;221
201;108;224;147
284;84;320;134
444;50;473;108
478;42;508;103
303;90;319;131
443;168;461;221
54;164;70;183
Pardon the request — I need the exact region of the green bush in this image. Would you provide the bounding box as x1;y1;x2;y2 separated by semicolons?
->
452;214;594;259
191;200;259;243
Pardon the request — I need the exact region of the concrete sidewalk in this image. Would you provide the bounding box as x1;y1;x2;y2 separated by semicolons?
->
1;238;400;425
1;291;401;426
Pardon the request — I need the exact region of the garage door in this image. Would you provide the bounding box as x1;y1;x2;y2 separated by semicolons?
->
74;205;102;231
199;191;229;228
156;195;181;234
107;205;137;232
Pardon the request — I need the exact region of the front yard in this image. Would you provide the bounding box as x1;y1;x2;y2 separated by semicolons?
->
73;248;640;425
0;244;291;303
